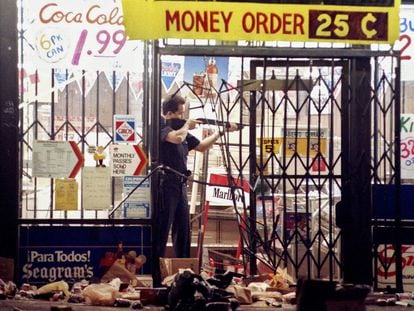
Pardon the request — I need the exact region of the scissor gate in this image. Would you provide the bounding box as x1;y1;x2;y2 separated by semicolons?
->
18;44;402;290
152;45;401;289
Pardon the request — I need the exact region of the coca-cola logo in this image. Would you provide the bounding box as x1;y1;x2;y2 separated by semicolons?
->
39;3;123;26
377;245;413;277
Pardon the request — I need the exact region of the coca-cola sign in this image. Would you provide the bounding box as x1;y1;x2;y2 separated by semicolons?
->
377;245;414;291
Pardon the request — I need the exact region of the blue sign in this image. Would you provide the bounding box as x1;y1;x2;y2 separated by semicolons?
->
123;176;151;219
161;61;181;92
19;225;151;286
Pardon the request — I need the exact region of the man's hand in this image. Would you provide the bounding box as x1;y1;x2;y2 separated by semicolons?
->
227;122;240;132
185;119;201;130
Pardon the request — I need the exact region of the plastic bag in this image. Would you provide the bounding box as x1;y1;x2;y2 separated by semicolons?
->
83;283;120;306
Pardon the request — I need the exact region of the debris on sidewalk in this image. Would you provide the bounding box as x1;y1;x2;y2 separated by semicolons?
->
3;257;414;310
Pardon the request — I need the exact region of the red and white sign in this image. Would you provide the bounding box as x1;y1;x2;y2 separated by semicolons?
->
377;244;414;291
401;114;414;179
32;140;84;178
205;173;250;207
110;144;148;177
312;155;327;172
394;5;414;81
22;0;143;71
114;115;137;143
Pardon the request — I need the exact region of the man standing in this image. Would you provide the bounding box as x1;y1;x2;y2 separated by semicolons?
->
157;94;237;258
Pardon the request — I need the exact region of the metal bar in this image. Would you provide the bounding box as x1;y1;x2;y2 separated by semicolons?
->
372;56;380;290
81;70;86;219
142;41;150;158
394;55;403;292
249;59;258;276
50;70;55;219
151;40;162;287
18;219;152;225
34;70;39;217
126;72;130;115
159;46;395;59
111;71;116;219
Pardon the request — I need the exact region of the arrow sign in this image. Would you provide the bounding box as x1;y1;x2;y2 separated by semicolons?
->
32;140;84;178
110;144;148;177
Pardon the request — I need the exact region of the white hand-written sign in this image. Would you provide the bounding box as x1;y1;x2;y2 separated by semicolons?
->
401;114;414;179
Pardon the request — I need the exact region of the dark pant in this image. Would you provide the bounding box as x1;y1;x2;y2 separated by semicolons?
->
157;179;190;258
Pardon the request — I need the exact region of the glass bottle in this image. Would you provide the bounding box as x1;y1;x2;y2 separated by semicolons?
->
205;57;218;97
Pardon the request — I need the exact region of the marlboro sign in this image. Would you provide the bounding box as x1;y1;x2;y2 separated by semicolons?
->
205;173;250;208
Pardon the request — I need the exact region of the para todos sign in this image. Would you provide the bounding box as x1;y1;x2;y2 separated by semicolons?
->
19;226;151;285
22;250;93;283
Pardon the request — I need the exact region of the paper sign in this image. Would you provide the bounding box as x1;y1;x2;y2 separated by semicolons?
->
123;176;151;219
32;140;84;178
401;114;414;179
82;167;111;210
55;179;78;211
394;6;414;81
281;128;327;157
110;144;148;177
258;128;327;157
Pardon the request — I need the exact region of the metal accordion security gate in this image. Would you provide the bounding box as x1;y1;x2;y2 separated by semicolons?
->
153;45;401;289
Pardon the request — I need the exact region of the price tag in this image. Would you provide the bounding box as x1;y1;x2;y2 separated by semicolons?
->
71;29;127;66
309;10;388;41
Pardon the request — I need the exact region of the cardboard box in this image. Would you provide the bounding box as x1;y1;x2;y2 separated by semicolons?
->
136;274;153;287
160;258;199;279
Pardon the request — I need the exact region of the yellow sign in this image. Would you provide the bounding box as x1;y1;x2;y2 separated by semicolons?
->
282;128;327;157
258;138;282;154
121;0;400;44
258;128;327;157
55;179;78;211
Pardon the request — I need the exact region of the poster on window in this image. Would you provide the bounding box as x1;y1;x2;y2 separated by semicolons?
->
183;56;229;99
18;0;145;105
123;176;151;219
82;167;111;210
182;56;230;120
19;0;142;71
376;244;414;291
55;178;78;211
394;5;414;81
401;114;414;179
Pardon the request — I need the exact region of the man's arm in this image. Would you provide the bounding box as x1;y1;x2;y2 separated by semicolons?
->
195;123;239;152
194;132;221;152
165;119;199;144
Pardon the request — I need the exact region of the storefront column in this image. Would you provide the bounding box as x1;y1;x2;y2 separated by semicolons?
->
341;58;373;285
0;0;19;281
